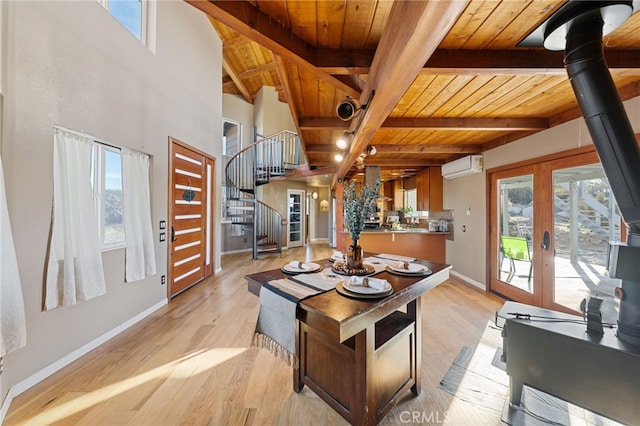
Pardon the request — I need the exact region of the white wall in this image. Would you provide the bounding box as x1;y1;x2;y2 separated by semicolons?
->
445;97;640;289
254;86;296;137
0;0;222;407
223;93;254;146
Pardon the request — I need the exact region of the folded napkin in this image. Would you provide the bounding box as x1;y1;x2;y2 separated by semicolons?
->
392;261;411;270
289;261;310;270
331;250;345;260
347;276;388;290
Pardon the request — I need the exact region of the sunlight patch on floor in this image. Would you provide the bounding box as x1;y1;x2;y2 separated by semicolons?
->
24;347;247;424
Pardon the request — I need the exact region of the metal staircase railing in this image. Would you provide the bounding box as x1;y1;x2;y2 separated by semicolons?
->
224;130;302;259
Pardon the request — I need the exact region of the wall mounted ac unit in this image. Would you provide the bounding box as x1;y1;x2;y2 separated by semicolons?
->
441;155;483;179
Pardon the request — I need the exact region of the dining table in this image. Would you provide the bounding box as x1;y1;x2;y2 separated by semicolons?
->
245;254;452;426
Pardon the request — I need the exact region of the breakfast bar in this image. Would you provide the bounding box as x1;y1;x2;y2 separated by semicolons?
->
246;256;451;425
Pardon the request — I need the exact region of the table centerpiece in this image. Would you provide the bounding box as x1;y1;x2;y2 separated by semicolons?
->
334;177;380;275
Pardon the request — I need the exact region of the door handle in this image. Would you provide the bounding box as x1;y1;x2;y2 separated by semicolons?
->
542;230;550;251
171;226;177;242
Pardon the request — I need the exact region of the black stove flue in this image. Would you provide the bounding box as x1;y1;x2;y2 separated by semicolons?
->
523;0;640;346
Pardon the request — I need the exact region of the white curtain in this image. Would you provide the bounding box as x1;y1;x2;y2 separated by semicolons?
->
45;128;106;310
0;156;27;357
122;148;156;282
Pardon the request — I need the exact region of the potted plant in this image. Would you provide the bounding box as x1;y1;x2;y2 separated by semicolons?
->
341;178;380;273
398;206;413;223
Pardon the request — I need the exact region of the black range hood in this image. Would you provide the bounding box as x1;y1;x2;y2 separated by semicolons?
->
522;0;640;346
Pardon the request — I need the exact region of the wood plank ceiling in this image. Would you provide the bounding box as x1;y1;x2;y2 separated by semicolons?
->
187;0;640;184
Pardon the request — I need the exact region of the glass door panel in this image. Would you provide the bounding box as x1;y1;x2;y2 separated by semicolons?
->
552;164;621;322
497;174;535;294
288;190;304;248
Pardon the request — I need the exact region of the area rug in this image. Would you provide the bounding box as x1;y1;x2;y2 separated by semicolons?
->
438;321;622;426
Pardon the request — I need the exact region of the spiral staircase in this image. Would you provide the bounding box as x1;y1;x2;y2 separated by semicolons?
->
224;130;303;259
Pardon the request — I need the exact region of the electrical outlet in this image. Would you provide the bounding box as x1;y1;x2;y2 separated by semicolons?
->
244;237;247;243
161;275;166;285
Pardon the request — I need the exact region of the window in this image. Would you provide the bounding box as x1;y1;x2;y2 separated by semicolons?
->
98;0;147;43
404;189;417;212
92;144;125;249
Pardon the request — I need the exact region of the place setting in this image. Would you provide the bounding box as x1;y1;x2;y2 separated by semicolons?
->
385;261;432;276
336;275;393;299
281;260;322;274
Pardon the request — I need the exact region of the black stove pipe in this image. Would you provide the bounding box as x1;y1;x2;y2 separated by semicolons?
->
560;11;640;346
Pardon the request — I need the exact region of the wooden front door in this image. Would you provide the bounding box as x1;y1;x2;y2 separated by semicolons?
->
168;138;214;297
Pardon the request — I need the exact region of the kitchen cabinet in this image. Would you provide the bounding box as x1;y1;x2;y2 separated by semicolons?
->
416;167;443;211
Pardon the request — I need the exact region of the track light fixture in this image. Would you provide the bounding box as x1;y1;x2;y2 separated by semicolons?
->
336;97;360;121
336;90;375;121
366;145;376;156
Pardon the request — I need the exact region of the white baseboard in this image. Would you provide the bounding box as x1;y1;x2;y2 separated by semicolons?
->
450;270;486;291
0;299;168;423
221;248;253;255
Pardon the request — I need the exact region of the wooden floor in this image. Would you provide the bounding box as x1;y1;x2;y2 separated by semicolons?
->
5;242;506;425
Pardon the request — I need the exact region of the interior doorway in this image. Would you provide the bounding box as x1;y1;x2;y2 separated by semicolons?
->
287;189;305;248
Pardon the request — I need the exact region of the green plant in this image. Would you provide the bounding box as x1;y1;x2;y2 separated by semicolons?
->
399;206;413;214
343;178;380;243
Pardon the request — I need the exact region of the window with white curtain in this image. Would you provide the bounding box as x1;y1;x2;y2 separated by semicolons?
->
45;127;157;309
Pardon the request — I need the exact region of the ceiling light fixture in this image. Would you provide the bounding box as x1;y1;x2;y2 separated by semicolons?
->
336;136;348;149
334;153;344;162
366;145;376;155
336;97;358;121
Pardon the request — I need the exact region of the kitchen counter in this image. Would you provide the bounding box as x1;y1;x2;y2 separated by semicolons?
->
343;229;448;263
360;228;450;234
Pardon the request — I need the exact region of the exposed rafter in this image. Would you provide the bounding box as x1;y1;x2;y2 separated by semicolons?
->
187;0;360;99
335;0;470;179
306;143;482;154
315;48;640;76
299;116;549;131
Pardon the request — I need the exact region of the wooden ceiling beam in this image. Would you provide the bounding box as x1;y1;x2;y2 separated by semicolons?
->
306;143;482;154
371;144;482;154
335;1;469;179
358;159;446;167
208;16;253;103
299;116;548;131
381;117;548;131
237;62;276;79
187;1;360;99
316;48;640;76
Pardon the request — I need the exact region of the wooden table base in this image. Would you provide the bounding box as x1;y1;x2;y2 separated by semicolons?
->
294;300;420;425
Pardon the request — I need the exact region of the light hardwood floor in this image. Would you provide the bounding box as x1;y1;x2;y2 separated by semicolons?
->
5;242;506;425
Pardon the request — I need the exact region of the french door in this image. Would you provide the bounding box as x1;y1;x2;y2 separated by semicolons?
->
489;150;621;319
287;189;304;248
168;138;215;297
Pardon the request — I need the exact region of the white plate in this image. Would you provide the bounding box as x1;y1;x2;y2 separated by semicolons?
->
343;280;392;295
387;262;431;275
282;262;321;274
329;253;345;262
